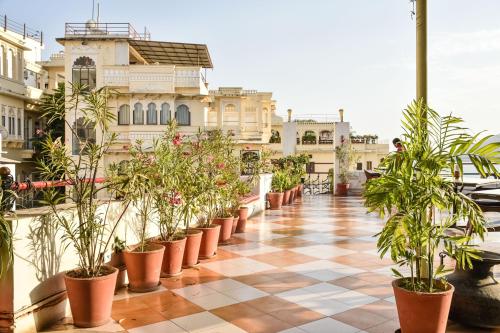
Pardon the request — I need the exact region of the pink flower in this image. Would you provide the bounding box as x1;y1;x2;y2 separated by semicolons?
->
207;155;214;163
173;133;182;146
217;162;225;169
169;191;182;206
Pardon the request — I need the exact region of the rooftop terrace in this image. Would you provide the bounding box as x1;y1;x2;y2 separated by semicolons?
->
45;196;496;333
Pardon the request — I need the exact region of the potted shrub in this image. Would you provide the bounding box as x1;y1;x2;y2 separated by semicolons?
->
335;139;353;196
38;85;128;327
363;100;500;333
109;236;127;290
282;169;293;206
269;170;286;210
109;143;165;293
212;132;240;244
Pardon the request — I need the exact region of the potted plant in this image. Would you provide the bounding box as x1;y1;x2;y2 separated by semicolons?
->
109;143;165;292
195;130;229;258
38;85;128;327
149;124;194;277
335;139;353;196
109;236;127;290
269;170;286;210
363;100;500;333
282;168;293;206
212;132;240;244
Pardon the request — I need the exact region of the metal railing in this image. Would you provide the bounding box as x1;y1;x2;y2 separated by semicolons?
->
64;22;150;40
1;14;43;44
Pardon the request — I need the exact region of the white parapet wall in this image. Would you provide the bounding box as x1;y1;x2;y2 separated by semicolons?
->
5;173;272;332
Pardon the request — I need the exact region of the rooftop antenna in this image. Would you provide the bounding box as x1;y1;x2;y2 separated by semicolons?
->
97;2;100;23
91;0;95;20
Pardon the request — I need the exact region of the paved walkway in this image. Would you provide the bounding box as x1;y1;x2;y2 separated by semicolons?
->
48;196;499;333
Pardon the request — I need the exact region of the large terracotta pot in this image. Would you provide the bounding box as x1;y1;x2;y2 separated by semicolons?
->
123;243;165;293
154;237;186;277
64;266;118;328
336;183;350;196
108;252;127;291
236;207;249;233
392;278;454;333
282;190;291;205
213;217;234;244
183;229;203;268
297;184;304;197
197;224;221;259
268;192;284;210
231;216;239;235
448;251;500;328
288;187;296;204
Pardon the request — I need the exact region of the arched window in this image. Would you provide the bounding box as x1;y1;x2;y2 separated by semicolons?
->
6;49;13;79
72;117;96;155
223;103;238;126
72;56;96;90
118;104;130;125
302;130;317;144
319;130;333;144
0;46;4;76
263;108;269;127
175;104;190;126
147;102;157;125
225;104;236;113
269;129;281;144
133;102;144;124
160;103;170;125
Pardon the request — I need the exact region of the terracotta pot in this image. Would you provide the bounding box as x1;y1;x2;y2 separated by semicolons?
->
268;192;284;210
183;229;203;268
297;184;303;197
64;266;118;328
213;217;234;244
197;224;221;259
123;243;165;293
392;278;454;333
154;237;186;277
231;216;239;235
108;252;127;291
236;207;249;233
282;190;291;205
289;187;296;204
336;183;350;196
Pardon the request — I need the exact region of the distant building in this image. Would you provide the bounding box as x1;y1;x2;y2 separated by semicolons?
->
0;15;61;181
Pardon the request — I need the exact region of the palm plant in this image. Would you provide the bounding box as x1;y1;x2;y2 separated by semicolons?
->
38;84;127;278
364;100;500;293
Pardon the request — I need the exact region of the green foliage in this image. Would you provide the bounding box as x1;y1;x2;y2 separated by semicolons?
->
38;84;128;278
0;188;13;279
364;100;500;293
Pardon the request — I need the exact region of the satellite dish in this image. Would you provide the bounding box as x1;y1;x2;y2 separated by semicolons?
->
0;126;8;140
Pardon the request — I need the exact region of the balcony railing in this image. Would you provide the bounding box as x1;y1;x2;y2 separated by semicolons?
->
64;22;150;40
1;14;43;44
302;139;317;145
319;139;333;144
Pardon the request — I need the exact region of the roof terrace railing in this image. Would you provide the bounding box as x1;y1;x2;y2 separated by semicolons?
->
64;22;151;40
1;14;43;44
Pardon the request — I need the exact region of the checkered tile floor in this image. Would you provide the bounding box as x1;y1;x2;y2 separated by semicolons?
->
47;196;497;333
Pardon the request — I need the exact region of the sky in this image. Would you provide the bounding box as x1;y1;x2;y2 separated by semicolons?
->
2;0;500;142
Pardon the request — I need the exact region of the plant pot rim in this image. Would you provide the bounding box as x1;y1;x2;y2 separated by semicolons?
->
239;206;249;210
65;265;118;281
392;278;454;296
186;229;203;235
152;236;187;244
124;243;165;254
214;216;234;220
268;191;284;194
196;223;221;230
